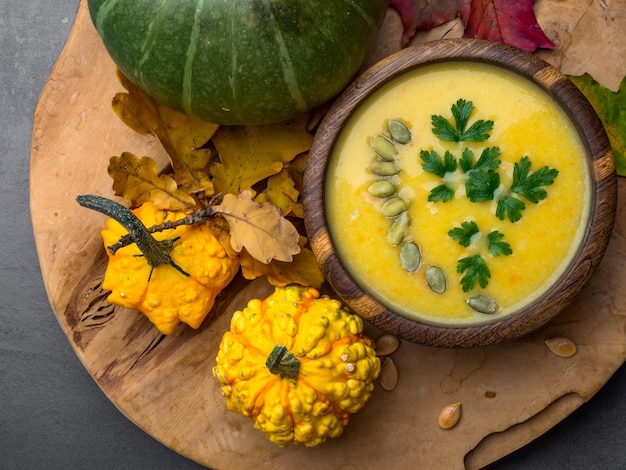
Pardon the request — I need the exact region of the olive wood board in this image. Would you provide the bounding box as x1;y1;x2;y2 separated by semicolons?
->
30;1;626;469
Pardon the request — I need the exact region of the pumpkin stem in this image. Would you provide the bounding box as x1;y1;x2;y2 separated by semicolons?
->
266;345;300;379
76;194;189;277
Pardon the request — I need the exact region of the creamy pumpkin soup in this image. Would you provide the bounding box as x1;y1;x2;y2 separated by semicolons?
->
325;62;591;326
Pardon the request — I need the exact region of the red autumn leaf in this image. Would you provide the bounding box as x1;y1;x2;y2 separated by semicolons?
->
389;0;554;52
389;0;470;46
464;0;555;52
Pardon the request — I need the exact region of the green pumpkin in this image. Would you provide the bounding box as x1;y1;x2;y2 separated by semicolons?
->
87;0;389;125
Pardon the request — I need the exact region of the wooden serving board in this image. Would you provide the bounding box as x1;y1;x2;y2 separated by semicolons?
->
30;1;626;468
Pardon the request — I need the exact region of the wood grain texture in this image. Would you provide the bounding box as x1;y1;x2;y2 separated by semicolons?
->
30;1;626;469
304;39;617;348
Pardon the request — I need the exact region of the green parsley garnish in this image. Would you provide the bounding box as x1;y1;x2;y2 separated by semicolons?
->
448;221;479;247
448;222;513;291
457;254;490;292
496;156;559;222
420;149;457;176
432;99;494;142
459;147;502;173
466;169;500;202
487;231;513;256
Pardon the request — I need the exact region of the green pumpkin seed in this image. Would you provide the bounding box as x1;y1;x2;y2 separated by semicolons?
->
368;180;397;198
388;119;412;144
467;295;500;314
387;212;410;246
370;135;398;161
381;197;407;217
425;266;446;294
370;160;401;176
400;241;421;272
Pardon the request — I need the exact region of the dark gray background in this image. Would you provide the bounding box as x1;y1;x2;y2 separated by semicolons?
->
2;1;625;468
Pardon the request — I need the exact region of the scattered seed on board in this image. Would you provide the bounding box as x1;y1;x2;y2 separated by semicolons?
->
467;294;500;314
400;241;421;272
370;135;398;161
376;334;400;356
545;336;577;357
370;160;401;176
379;357;399;391
387;212;410;246
368;180;397;198
438;402;462;429
380;197;407;217
388;119;412;144
425;266;446;294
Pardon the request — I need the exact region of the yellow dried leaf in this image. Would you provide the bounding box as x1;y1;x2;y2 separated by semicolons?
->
216;191;301;264
240;237;324;288
210;115;313;195
266;169;303;218
107;152;196;211
112;70;218;195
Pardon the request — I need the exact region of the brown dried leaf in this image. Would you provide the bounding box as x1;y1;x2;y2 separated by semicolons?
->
215;191;300;264
210;115;313;195
112;71;218;195
240;237;323;288
107;152;196;211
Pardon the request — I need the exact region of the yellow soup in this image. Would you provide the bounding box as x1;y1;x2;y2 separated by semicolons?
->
325;62;591;326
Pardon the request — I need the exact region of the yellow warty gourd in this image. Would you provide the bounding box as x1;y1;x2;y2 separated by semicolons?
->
213;285;381;447
100;201;240;335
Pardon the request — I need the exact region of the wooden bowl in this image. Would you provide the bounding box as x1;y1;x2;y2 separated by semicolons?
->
303;39;617;348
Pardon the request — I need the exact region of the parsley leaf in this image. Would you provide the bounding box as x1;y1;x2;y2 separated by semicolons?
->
448;221;479;247
458;147;474;173
496;196;526;222
510;156;559;203
466;169;500;202
432;99;494;142
428;184;455;202
457;254;490;292
487;231;513;256
420;149;457;177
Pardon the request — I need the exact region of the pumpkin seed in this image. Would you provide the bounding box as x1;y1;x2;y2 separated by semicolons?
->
388;119;412;144
379;357;399;391
387;212;410;246
400;241;421;272
376;334;400;356
370;160;401;176
368;180;397;198
545;337;577;358
438;402;462;429
425;266;446;294
370;135;398;161
467;295;500;314
380;197;407;217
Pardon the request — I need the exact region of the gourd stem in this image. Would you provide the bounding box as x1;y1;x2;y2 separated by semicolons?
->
266;345;300;379
76;194;189;276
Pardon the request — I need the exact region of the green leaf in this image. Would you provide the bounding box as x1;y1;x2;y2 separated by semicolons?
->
496;196;525;222
420;149;457;177
432;99;493;142
428;184;455;202
466;169;500;202
569;73;626;176
510;156;559;203
448;221;480;247
457;254;490;292
487;231;512;256
474;147;502;172
431;115;459;142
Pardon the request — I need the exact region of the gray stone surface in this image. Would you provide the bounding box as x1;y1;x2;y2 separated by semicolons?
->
1;1;625;469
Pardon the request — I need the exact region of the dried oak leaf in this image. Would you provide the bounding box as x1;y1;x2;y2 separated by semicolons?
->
107;152;197;211
570;73;626;176
265;168;304;218
464;0;555;53
215;191;301;264
112;71;218;194
388;0;469;46
240;236;324;288
210;115;313;196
